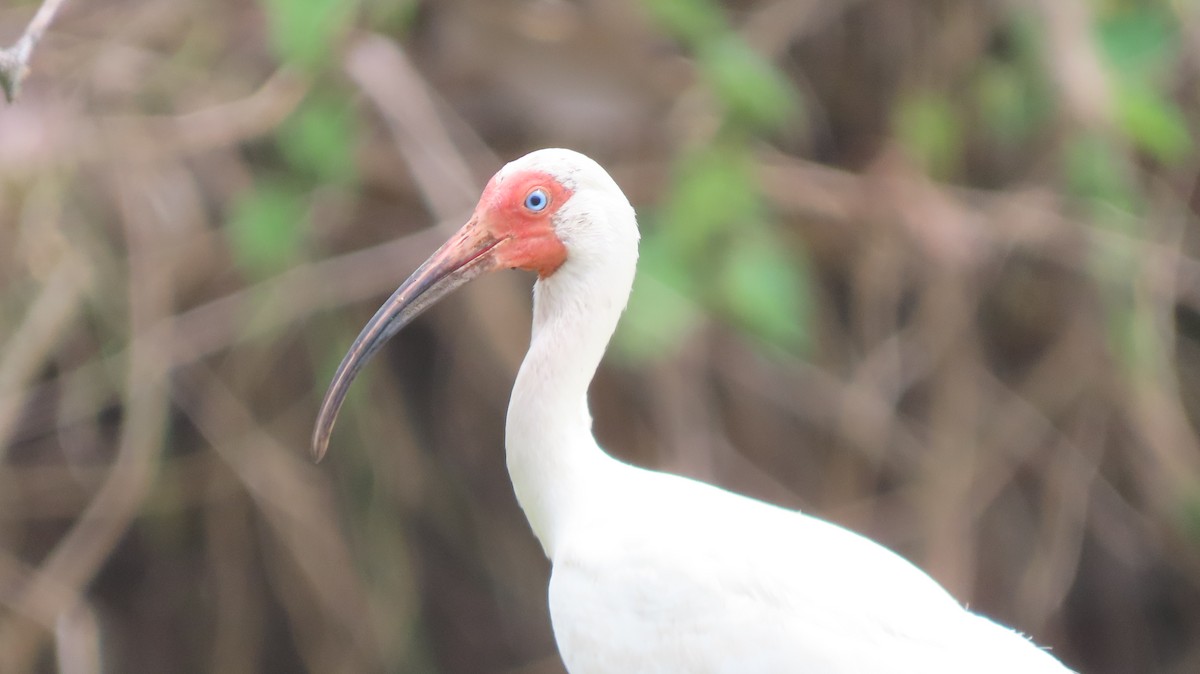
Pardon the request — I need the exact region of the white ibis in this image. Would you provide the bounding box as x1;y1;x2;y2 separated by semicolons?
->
313;149;1073;673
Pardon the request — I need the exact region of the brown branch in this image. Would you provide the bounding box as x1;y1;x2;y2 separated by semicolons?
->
0;253;90;463
0;225;449;453
343;33;482;220
172;365;382;670
0;0;70;102
0;169;172;669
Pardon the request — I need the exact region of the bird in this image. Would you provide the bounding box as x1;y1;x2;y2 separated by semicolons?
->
312;148;1073;673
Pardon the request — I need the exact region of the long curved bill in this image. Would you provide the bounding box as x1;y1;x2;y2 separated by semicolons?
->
312;218;501;461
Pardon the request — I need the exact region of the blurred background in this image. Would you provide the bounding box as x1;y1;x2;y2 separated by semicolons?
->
1;0;1199;672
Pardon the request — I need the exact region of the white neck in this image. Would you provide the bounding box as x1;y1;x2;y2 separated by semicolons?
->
504;232;637;557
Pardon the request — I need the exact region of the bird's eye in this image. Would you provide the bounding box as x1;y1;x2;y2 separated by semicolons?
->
524;188;549;212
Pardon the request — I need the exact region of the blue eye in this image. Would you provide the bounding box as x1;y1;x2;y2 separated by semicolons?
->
524;188;549;212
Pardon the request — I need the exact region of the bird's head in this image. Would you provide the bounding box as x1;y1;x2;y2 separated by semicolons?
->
311;148;637;461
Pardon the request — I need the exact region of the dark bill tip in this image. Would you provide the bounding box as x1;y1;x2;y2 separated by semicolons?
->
311;227;500;462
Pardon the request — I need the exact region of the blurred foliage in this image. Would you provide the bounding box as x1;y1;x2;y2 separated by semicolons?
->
363;0;422;34
227;2;363;279
263;0;355;71
619;0;808;360
1098;3;1191;165
972;62;1045;146
895;93;963;180
227;178;309;276
277;93;359;186
1064;2;1193;380
5;1;1200;673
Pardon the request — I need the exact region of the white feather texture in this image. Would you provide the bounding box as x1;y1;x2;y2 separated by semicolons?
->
498;149;1072;673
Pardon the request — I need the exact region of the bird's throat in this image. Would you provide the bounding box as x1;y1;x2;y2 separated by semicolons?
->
504;267;631;557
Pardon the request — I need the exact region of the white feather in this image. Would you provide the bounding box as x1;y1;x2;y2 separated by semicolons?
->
497;149;1071;673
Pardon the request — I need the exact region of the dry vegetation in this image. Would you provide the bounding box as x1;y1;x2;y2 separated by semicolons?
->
2;0;1200;672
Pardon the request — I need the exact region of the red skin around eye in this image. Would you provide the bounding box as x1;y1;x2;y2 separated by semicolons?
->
476;170;571;278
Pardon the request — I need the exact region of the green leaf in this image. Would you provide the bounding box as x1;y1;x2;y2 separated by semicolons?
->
227;181;308;276
613;237;700;362
642;0;725;46
363;0;420;33
657;143;761;255
1062;133;1138;213
1005;8;1046;69
1114;83;1192;166
699;36;799;131
975;60;1041;145
895;92;962;179
278;94;359;184
1096;7;1176;83
717;233;810;350
1176;484;1200;546
262;0;354;70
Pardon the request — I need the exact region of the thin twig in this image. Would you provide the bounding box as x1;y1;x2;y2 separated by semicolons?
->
173;365;382;670
0;225;450;450
0;0;70;102
344;33;483;219
0;549;99;674
0;252;90;462
0;168;172;669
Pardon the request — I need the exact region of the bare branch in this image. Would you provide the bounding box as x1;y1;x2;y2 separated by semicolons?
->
343;33;482;220
0;0;71;102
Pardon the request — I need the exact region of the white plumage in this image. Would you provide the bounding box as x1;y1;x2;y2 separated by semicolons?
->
315;149;1073;673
